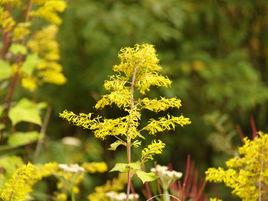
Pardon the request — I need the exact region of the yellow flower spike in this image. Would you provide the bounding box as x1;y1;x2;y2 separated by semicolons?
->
0;7;16;32
206;132;268;201
141;140;165;162
12;22;31;41
26;25;66;86
0;163;37;201
22;77;37;91
53;193;67;201
30;0;67;25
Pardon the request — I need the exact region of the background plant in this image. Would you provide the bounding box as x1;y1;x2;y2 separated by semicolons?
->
206;132;268;201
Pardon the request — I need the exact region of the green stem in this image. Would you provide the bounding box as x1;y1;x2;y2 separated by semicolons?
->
126;139;132;201
71;191;76;201
163;188;170;201
126;67;138;201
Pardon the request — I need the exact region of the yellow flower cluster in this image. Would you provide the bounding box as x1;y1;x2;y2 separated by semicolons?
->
60;109;142;140
30;0;67;25
104;75;128;91
0;163;38;201
0;162;58;201
140;97;182;112
0;161;111;201
144;115;191;135
0;0;67;91
209;198;222;201
82;162;108;173
113;44;171;94
0;7;15;32
113;44;161;77
141;140;165;162
88;173;127;201
206;132;268;201
61;44;190;143
26;25;66;87
0;0;20;5
12;22;31;41
95;89;131;109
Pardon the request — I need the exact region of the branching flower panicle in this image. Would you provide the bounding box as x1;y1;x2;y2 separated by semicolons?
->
60;44;190;199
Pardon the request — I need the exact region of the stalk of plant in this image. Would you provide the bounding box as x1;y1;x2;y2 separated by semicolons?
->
60;44;191;201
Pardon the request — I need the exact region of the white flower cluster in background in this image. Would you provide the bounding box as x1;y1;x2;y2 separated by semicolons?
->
59;164;85;173
151;165;182;189
106;191;139;201
62;136;81;146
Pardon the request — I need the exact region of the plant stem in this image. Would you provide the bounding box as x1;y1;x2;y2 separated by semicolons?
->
33;106;52;162
126;139;132;201
126;67;138;201
163;189;170;201
71;191;76;201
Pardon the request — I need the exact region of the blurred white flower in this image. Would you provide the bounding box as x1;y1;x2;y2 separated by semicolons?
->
59;164;85;173
62;136;81;146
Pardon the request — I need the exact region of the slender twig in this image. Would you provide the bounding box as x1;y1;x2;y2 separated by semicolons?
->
33;106;52;161
250;115;257;139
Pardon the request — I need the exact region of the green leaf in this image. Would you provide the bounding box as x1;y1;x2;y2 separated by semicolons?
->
21;53;40;76
8;131;40;147
136;170;158;183
9;44;27;55
8;98;44;125
110;163;128;172
108;140;125;151
0;60;11;81
110;162;141;173
128;161;141;170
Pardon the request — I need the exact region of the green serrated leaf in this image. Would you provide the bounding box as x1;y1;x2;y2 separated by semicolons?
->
21;53;40;76
9;44;27;55
136;170;158;183
8;131;40;147
0;60;11;81
108;140;125;151
110;163;128;172
8;98;44;125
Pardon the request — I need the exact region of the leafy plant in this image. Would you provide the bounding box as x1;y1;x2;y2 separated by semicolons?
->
60;43;191;200
0;0;67;151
